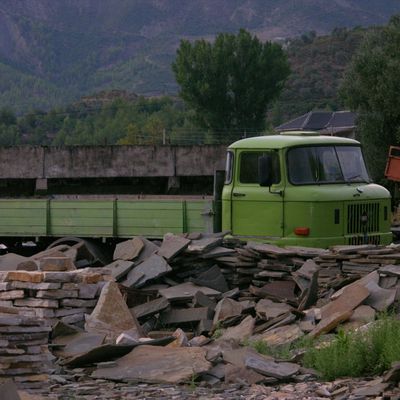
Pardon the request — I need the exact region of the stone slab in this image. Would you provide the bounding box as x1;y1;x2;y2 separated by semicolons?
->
104;260;134;281
379;264;400;277
0;315;42;326
186;237;222;254
53;332;106;358
92;345;212;383
54;307;94;317
123;254;172;288
200;246;237;259
364;280;396;311
321;284;369;320
225;364;268;384
157;234;191;261
0;290;25;300
191;265;228;293
256;324;304;348
61;299;97;308
255;299;292;320
309;310;353;338
160;307;213;325
331;270;379;300
0;282;12;291
10;281;61;290
78;284;99;299
113;237;144;261
39;257;75;271
85;281;142;340
4;271;43;283
61;313;85;325
13;298;59;308
245;357;300;379
36;289;78;299
193;291;217;309
246;242;296;257
220;315;255;342
42;272;74;283
159;282;220;302
0;379;21;400
213;298;243;326
131;296;169;319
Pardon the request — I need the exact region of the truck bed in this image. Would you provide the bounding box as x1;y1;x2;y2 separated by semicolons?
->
0;196;216;239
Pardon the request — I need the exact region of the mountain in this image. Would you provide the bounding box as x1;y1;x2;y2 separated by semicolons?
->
0;0;400;112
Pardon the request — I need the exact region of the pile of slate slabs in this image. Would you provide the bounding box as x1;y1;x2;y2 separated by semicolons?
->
4;232;400;389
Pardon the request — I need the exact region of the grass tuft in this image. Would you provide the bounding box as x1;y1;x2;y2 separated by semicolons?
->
303;314;400;380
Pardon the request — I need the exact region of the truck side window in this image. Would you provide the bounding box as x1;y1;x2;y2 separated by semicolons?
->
240;151;280;184
225;151;234;184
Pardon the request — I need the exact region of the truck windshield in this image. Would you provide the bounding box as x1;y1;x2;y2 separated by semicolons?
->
287;145;370;185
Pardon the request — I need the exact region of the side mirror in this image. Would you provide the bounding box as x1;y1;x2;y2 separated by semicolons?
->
258;155;273;187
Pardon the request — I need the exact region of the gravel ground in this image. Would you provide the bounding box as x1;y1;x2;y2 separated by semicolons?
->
18;374;400;400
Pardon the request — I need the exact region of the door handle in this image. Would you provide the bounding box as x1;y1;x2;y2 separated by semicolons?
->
233;192;246;197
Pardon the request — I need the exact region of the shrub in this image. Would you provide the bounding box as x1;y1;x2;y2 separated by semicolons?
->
303;314;400;380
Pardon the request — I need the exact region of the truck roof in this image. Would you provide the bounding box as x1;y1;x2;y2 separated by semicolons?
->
228;132;359;149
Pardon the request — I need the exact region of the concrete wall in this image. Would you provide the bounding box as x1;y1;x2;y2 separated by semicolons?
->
0;145;227;179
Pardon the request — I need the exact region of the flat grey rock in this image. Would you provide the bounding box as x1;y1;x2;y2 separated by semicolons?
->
104;260;134;281
131;296;170;319
157;234;190;261
245;356;300;379
91;344;211;383
53;332;106;358
255;299;292;320
364;280;396;311
123;254;172;288
379;264;400;277
159;282;220;302
191;265;228;292
187;237;222;254
85;281;143;341
113;237;144;261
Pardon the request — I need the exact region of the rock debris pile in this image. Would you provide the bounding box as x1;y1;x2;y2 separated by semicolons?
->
1;234;400;399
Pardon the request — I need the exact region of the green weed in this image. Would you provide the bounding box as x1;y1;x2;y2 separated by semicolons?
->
303;314;400;380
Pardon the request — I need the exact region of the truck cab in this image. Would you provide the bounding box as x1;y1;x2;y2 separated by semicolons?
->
222;131;392;247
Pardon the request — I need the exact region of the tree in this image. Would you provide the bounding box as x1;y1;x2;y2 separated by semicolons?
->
172;29;290;134
0;108;17;126
340;16;400;182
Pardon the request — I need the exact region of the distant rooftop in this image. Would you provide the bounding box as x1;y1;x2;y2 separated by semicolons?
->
275;111;357;138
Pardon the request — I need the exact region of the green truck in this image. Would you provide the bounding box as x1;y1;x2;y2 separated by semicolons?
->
0;131;392;248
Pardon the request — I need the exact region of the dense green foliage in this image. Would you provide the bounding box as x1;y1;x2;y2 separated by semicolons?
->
0;95;232;146
172;29;290;133
341;16;400;182
1;1;397;114
0;22;396;146
304;315;400;380
271;27;365;125
0;26;368;138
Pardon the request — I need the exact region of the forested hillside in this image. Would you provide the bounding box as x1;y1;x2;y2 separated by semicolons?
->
271;27;366;124
0;0;398;113
0;26;373;145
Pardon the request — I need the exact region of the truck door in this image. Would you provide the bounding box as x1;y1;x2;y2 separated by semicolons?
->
231;150;283;238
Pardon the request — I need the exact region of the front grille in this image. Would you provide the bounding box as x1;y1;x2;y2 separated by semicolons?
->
347;202;380;234
347;235;380;245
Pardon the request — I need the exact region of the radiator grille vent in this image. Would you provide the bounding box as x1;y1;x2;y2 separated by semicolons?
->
347;203;380;234
347;235;381;245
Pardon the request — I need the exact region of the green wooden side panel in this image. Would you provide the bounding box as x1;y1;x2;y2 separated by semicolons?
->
49;201;113;237
0;198;215;238
186;201;214;233
0;200;47;235
117;200;184;236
